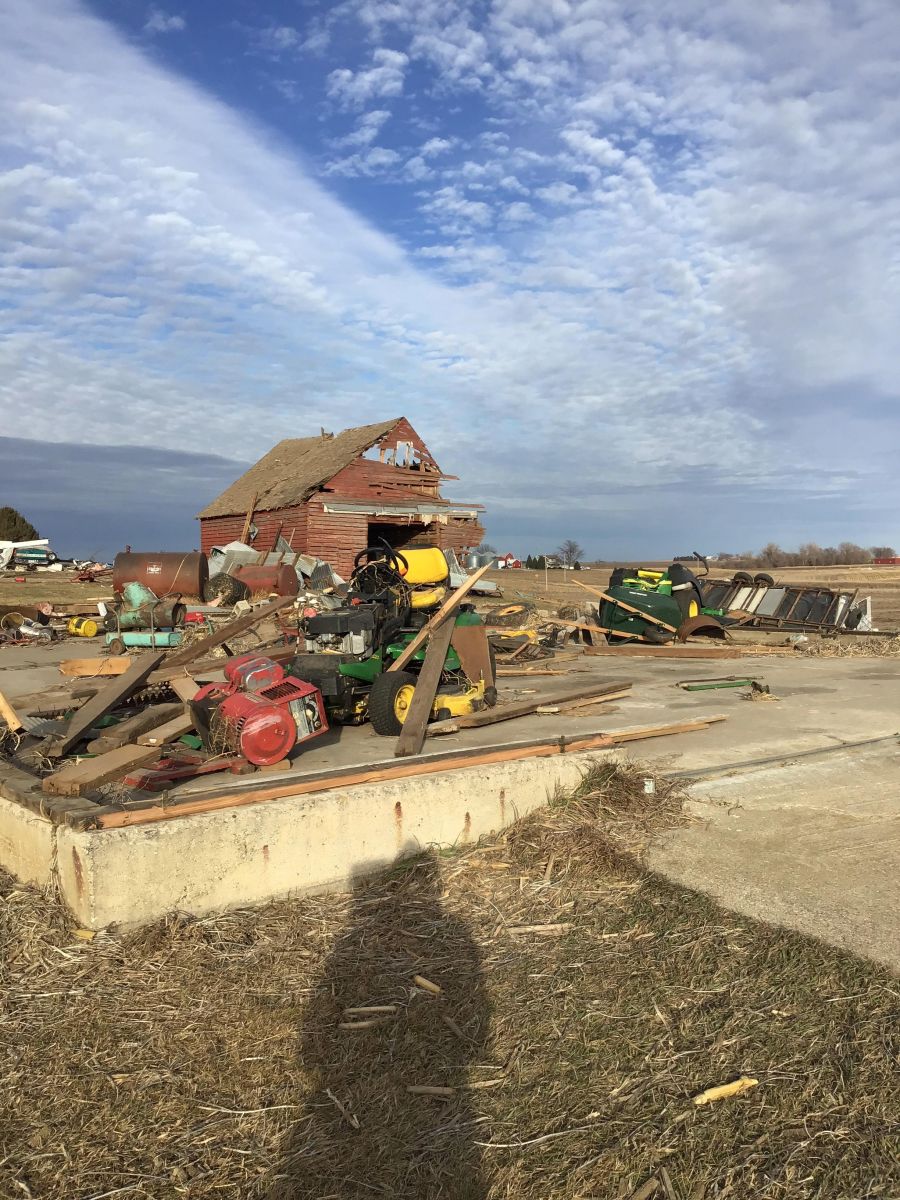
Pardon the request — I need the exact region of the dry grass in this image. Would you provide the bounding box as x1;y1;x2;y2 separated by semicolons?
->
1;763;898;1200
800;635;900;658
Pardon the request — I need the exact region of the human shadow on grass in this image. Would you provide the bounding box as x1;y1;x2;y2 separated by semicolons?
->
269;850;489;1200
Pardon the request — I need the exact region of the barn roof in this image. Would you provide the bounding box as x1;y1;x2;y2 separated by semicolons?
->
197;418;402;519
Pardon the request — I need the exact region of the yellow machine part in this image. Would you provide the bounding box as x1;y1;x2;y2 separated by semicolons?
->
397;547;449;585
67;616;99;638
409;585;448;610
392;679;486;726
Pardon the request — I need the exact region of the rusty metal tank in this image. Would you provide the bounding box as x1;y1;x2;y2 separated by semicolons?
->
229;564;299;597
113;551;208;600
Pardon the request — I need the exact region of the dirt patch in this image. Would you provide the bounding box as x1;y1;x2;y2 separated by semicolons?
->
1;763;898;1200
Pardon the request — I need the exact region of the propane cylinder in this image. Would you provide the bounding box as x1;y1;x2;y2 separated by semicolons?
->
113;551;208;600
229;564;299;597
212;692;297;766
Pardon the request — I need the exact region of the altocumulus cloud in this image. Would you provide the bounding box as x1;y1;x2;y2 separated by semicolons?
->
0;0;899;556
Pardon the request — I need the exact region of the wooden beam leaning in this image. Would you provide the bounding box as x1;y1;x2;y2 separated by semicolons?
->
387;564;492;674
395;615;457;758
44;651;166;758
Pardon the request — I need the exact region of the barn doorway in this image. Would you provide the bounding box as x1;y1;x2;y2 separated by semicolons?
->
367;522;431;552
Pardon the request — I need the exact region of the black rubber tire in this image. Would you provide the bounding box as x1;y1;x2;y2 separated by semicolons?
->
754;573;775;587
732;571;754;585
368;670;417;736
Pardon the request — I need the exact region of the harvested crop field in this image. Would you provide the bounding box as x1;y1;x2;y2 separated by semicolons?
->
2;763;898;1200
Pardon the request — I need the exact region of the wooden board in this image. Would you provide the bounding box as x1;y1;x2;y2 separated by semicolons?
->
426;679;632;735
136;712;196;746
89;716;725;830
387;563;492;674
0;689;24;734
169;676;200;703
395;614;457;758
162;595;295;668
450;623;495;687
45;652;165;758
43;742;164;796
86;703;184;753
60;657;132;679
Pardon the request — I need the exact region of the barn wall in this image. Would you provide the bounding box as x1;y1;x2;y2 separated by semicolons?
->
199;506;308;556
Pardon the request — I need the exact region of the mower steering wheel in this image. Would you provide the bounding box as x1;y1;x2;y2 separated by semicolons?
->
353;545;408;575
351;545;410;598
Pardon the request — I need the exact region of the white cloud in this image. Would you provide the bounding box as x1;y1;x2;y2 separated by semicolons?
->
421;136;453;157
326;47;408;108
335;108;391;148
4;0;900;552
143;7;185;35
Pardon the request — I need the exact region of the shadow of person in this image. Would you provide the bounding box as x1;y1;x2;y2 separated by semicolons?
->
268;850;490;1200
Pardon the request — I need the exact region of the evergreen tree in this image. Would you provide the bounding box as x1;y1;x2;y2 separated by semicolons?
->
0;507;39;542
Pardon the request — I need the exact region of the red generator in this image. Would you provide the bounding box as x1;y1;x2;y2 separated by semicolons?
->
193;657;328;767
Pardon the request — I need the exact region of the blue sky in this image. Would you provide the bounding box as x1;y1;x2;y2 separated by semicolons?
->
1;0;899;559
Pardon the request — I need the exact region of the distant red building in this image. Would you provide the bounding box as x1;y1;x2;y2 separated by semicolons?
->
197;417;485;579
497;553;522;569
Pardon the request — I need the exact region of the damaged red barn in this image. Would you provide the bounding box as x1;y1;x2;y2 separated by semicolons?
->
197;417;485;579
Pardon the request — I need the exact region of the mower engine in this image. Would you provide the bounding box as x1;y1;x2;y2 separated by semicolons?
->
302;606;378;657
192;654;328;766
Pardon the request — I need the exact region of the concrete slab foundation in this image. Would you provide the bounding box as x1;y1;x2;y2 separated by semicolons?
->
3;646;900;961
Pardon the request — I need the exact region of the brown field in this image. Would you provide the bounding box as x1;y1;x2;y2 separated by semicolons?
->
486;565;900;629
4;563;900;629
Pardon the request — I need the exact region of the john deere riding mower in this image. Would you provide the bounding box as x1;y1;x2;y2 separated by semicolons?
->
598;555;727;643
293;546;496;735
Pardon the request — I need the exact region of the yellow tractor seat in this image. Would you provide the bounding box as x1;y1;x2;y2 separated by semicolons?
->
398;547;449;585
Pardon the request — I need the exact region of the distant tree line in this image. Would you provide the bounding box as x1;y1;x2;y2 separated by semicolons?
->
714;543;896;568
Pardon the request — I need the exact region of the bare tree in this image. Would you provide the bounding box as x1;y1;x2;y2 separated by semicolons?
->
870;546;897;559
556;539;585;567
475;542;497;555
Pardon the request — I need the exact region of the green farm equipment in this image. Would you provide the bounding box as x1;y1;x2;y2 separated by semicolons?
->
597;555;727;643
293;546;496;735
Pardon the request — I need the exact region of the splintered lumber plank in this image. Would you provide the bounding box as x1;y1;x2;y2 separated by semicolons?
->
87;703;184;752
395;614;457;758
239;491;258;545
43;742;164;796
606;715;726;743
387;564;492;674
426;679;632;735
45;652;165;758
0;689;24;734
162;596;295;669
137;711;196;746
60;657;131;679
168;676;200;703
572;580;679;634
89;715;725;830
450;623;495;687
